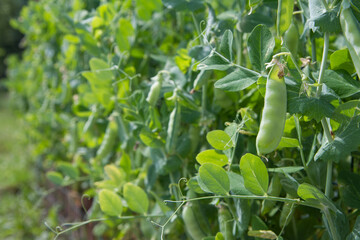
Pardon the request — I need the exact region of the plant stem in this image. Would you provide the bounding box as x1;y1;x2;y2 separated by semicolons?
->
323;208;340;240
316;32;330;97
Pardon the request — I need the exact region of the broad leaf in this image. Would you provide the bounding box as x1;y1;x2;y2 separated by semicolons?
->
322;70;360;98
198;55;231;71
214;67;260;91
206;130;234;150
123;183;149;214
227;171;252;195
104;164;125;187
239;153;268;196
297;183;336;211
219;30;233;62
196;150;228;166
99;189;123;216
315;115;360;163
330;49;356;74
199;163;230;195
247;24;275;72
338;171;360;209
277;137;300;149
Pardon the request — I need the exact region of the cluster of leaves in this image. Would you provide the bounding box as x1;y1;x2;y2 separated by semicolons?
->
6;0;360;239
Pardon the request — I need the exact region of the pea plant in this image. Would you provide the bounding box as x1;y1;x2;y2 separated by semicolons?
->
6;0;360;239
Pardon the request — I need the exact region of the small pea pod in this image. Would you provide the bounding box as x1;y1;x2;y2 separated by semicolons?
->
284;22;299;57
96;115;118;161
340;0;360;79
166;97;181;154
218;205;234;240
182;203;208;240
256;63;287;155
146;72;164;107
277;0;294;37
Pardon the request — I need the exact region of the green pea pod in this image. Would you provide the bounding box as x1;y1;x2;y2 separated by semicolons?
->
182;203;208;240
261;174;282;215
218;206;234;240
256;64;287;155
146;73;163;107
340;0;360;79
96;115;118;161
284;22;299;57
166;99;181;154
277;0;294;37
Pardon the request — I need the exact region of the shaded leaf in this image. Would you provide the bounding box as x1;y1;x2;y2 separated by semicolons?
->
214;67;260;91
199;163;230;195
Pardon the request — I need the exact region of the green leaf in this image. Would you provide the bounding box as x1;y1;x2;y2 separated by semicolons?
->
99;189;123;216
196;150;229;166
347;215;360;240
288;95;335;122
199;163;230;195
277;0;294;36
161;0;204;11
338;171;360;209
297;183;336;211
322;70;360;98
247;24;275;72
123;183;149;214
277;137;300;150
104;164;126;187
206;130;234;150
308;5;341;33
227;171;252;195
214;67;260;91
239;153;269;196
46;171;64;186
315;115;360;162
219;30;233;62
198;55;231;71
140;128;164;148
249;0;262;8
57;162;79;179
267;166;304;173
89;58;113;82
248;230;277;239
116;18;134;52
330;49;356;74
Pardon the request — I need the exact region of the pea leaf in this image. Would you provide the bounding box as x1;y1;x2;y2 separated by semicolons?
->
46;171;64;186
104;164;125;187
196;149;228;166
197;54;231;71
322;70;360;98
227;171;252;195
161;0;204;12
123;183;149;214
297;183;336;211
214;67;260;91
239;153;268;196
247;24;275;72
338;171;360;209
219;29;233;62
116;18;134;52
206;130;234;150
57;162;79;180
315;115;360;163
330;49;356;74
287;94;335;122
277;137;300;149
347;215;360;240
99;189;123;216
199;163;230;195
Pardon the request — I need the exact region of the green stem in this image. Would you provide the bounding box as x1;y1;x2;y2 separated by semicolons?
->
316;32;330;97
201;79;207;120
165;194;321;209
294;115;307;168
191;12;203;45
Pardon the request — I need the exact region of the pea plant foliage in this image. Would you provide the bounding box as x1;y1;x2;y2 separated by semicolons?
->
6;0;360;239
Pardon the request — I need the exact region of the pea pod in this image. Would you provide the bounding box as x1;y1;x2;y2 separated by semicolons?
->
256;64;287;155
284;22;299;57
340;0;360;79
166;97;181;154
182;203;208;240
218;205;234;240
277;0;294;37
279;194;295;227
96;115;118;161
146;72;164;107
